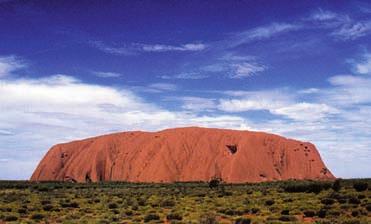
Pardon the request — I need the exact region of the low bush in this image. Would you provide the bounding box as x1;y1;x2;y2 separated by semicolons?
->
321;198;336;205
303;210;315;217
281;209;289;215
342;219;361;224
4;215;18;221
332;179;342;192
108;203;118;209
353;182;368;192
317;208;327;218
160;199;175;208
348;197;360;204
366;203;371;212
265;199;275;206
251;207;260;214
166;212;182;220
351;210;359;217
278;215;298;222
199;213;218;224
31;213;44;220
17;208;27;214
282;181;332;194
144;213;160;222
235;217;251;224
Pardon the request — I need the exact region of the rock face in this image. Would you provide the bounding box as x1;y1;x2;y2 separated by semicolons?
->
31;127;334;183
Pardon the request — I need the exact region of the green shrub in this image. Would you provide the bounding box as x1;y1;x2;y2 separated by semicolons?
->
40;199;51;205
332;179;342;192
348;197;360;204
303;210;315;217
317;208;327;218
144;213;160;222
366;203;371;212
166;212;182;220
17;208;27;214
342;219;361;224
265;199;275;206
31;213;44;220
321;198;335;205
351;210;359;217
209;177;222;189
235;217;251;224
60;201;79;208
281;209;289;215
42;204;53;211
108;203;118;209
138;198;146;206
353;182;368;192
4;215;18;221
199;213;218;224
282;181;331;193
278;215;298;221
251;207;260;214
357;194;365;199
160;199;175;208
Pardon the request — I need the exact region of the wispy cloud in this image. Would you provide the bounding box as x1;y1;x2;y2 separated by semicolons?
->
179;97;217;111
0;55;25;77
309;8;338;21
353;53;371;74
231;62;265;78
331;21;371;40
159;72;209;80
202;53;266;79
91;41;206;55
90;41;135;55
147;83;178;92
0;129;13;136
307;8;371;41
93;71;123;78
139;43;206;52
230;23;301;47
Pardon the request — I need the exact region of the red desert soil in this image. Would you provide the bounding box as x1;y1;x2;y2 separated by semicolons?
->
31;127;334;183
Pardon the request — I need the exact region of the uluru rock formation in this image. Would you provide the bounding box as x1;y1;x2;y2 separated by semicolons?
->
31;127;334;183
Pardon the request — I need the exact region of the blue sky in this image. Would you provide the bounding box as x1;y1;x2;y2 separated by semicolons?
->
1;0;371;179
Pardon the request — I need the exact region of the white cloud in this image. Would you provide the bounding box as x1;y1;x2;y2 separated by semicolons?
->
0;56;24;77
147;83;178;91
0;129;13;136
91;41;206;54
232;23;301;46
159;72;209;80
218;98;279;112
354;53;371;74
310;9;338;21
218;97;337;121
140;43;206;52
306;9;371;41
180;97;217;111
217;88;340;121
324;75;371;105
201;53;266;79
93;71;123;78
90;41;135;55
231;62;265;78
272;103;338;121
331;21;371;40
298;88;320;94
